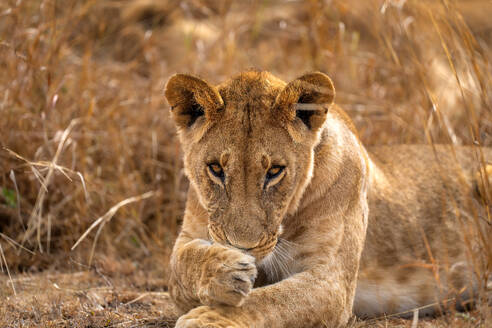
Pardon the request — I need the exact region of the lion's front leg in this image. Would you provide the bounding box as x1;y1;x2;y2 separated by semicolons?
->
175;266;354;328
169;238;258;314
175;206;366;328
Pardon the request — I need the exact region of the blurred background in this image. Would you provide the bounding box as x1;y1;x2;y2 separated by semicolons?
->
0;0;491;326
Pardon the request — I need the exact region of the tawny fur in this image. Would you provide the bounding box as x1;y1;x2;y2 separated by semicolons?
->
164;70;492;328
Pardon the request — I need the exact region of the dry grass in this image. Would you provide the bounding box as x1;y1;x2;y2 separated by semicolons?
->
0;0;491;326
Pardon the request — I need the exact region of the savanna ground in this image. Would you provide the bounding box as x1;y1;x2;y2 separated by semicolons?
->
0;0;491;327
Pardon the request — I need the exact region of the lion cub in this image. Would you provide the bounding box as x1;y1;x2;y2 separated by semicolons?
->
164;71;491;328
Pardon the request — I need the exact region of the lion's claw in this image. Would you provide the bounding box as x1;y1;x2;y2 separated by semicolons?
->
198;246;257;307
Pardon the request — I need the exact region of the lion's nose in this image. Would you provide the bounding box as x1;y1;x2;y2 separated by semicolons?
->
225;234;261;251
232;244;254;251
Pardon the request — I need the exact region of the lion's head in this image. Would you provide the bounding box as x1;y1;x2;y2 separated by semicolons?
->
165;71;335;260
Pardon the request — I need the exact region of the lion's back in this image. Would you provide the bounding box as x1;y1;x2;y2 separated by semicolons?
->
354;144;491;318
363;144;490;265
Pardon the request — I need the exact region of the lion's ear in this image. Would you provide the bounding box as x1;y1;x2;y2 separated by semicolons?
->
274;72;335;131
165;74;224;129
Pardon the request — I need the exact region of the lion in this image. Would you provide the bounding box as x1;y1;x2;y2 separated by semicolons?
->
164;70;491;328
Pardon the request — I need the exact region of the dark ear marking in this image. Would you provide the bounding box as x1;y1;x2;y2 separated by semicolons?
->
169;93;205;127
185;102;204;127
297;93;314;104
274;72;335;131
164;73;223;129
295;93;323;129
295;109;315;129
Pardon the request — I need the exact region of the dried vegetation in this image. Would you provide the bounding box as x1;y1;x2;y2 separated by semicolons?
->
0;0;491;326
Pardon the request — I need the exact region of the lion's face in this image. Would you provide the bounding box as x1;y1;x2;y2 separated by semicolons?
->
165;71;334;260
182;113;309;260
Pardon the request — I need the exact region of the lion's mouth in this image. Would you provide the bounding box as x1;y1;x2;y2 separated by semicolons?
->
207;224;285;261
246;238;278;261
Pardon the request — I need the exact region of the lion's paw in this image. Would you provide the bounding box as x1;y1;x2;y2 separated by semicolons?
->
175;306;245;328
198;245;257;307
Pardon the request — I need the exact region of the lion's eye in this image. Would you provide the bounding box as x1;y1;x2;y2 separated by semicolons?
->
266;165;285;181
208;163;224;179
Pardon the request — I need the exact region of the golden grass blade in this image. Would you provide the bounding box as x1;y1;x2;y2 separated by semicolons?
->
0;233;35;255
0;243;16;295
4;119;84;252
71;191;157;264
410;310;418;328
367;297;457;323
76;171;90;203
88;219;108;266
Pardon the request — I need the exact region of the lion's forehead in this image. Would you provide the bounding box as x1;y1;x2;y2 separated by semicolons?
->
207;117;289;154
192;71;296;164
204;126;284;159
218;71;285;107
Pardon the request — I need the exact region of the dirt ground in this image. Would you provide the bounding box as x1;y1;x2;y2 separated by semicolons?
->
1;270;489;327
0;0;491;327
0;270;178;327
